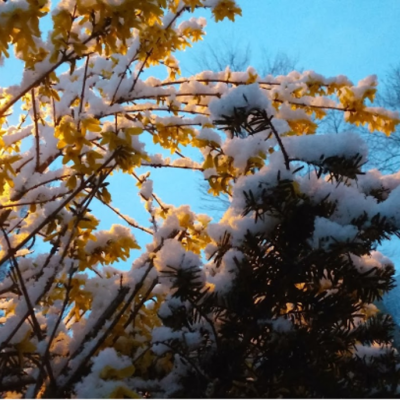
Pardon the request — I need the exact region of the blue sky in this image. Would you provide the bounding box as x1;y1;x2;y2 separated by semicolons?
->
3;1;400;86
181;1;400;83
1;0;400;271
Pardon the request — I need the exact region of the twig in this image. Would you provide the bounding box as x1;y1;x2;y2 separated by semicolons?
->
131;171;168;213
267;114;290;170
123;278;158;329
154;78;281;87
10;174;71;202
77;55;90;131
37;151;63;174
52;96;57;126
0;190;74;210
90;192;153;234
95;107;210;119
31;89;40;171
140;162;203;171
118;92;222;104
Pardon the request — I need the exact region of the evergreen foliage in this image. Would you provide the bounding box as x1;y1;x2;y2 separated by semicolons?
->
153;107;400;398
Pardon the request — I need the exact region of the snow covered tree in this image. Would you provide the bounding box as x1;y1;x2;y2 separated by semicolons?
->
0;0;400;398
152;89;400;397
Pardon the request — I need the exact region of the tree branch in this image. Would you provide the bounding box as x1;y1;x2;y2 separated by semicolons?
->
31;89;40;172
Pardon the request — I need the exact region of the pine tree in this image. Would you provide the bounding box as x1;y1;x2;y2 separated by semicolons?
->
153;95;400;398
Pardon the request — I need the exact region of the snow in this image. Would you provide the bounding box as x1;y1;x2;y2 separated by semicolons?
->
310;217;358;250
177;17;207;32
205;248;244;294
203;167;217;179
209;83;274;120
222;131;270;172
139;179;153;200
85;224;137;255
258;316;293;333
378;184;400;226
153;238;201;275
350;251;394;275
195;127;222;145
74;348;135;398
90;347;131;373
152;326;202;355
282;131;368;164
353;342;392;363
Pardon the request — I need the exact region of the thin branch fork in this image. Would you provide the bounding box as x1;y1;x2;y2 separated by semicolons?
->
0;59;65;118
109;6;192;106
56;230;181;383
109;8;185;105
131;171;168;213
89;191;153;234
42;265;74;359
130;10;186;95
